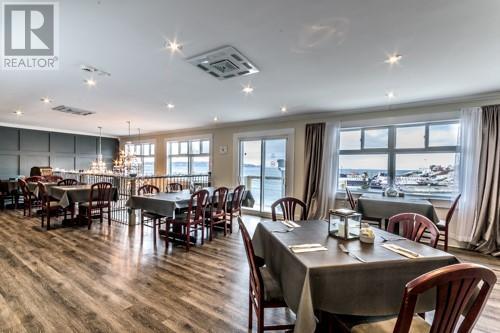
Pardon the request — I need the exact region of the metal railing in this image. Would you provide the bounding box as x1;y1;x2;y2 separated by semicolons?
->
53;171;211;225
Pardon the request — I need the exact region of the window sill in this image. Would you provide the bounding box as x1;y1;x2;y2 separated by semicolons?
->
335;190;455;202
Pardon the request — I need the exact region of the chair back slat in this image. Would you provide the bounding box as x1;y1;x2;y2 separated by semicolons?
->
89;182;112;209
212;187;229;215
229;185;245;213
388;213;440;248
271;197;307;221
445;194;461;226
138;184;159;195
57;179;78;186
393;263;496;333
237;217;263;299
186;189;209;224
346;188;356;210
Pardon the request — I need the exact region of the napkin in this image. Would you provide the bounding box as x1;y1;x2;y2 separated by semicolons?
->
382;244;423;259
289;243;328;253
282;220;301;228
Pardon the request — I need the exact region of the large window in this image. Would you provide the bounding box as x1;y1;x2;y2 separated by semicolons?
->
166;138;211;175
338;121;460;196
124;142;155;175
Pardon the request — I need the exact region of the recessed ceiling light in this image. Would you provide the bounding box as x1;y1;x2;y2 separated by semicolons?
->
165;39;182;53
41;97;52;104
280;106;287;113
386;91;396;99
213;116;218;122
167;103;175;109
385;54;402;65
13;110;23;116
84;78;96;87
242;84;254;94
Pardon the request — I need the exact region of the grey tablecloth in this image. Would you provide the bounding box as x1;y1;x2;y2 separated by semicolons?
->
251;220;458;333
50;185;118;208
28;182;59;197
126;187;254;218
357;194;439;223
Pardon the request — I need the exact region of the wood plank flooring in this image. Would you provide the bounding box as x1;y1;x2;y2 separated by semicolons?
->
0;211;498;333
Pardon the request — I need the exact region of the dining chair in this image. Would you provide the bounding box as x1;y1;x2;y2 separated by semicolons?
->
387;213;440;248
79;182;113;230
38;182;67;230
0;181;16;210
44;175;63;183
138;184;163;241
25;176;45;183
346;188;357;210
330;263;496;333
437;194;461;252
271;197;307;221
57;178;78;186
206;186;229;241
167;182;183;192
18;178;41;217
164;189;209;251
226;185;245;234
237;216;295;333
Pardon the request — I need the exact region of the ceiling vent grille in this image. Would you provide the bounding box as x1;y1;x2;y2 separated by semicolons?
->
187;46;259;80
52;105;95;116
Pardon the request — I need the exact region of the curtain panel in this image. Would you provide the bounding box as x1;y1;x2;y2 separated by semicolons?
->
471;105;500;256
303;123;325;218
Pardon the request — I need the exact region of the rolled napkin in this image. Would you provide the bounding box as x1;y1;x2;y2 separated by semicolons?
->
282;220;301;228
289;243;328;253
382;244;423;259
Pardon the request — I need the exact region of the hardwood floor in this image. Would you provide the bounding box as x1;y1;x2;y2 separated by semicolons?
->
0;210;497;333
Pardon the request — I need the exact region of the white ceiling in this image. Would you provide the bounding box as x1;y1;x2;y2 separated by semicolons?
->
1;0;500;136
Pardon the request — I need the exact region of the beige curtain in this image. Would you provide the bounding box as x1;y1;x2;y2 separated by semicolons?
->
303;123;325;219
470;105;500;256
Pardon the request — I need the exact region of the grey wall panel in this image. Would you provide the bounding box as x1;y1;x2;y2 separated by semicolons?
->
0;127;19;151
76;136;97;155
20;129;50;152
20;155;50;176
51;133;75;153
100;137;117;156
0;154;19;179
51;155;75;170
76;157;95;170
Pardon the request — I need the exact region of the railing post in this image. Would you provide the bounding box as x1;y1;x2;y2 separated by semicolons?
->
128;177;137;225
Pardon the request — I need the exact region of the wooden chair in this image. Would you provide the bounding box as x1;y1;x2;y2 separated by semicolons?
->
271;197;307;221
57;178;78;186
25;176;45;183
165;189;209;251
44;175;63;183
18;179;41;217
346;188;357;210
237;216;295;333
38;182;67;230
138;184;163;241
437;194;461;251
387;213;440;248
226;185;245;234
167;182;183;192
79;182;113;230
331;263;496;333
206;186;229;241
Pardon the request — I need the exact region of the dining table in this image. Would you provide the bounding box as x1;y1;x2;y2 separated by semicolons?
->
125;187;255;218
27;181;59;197
356;193;439;224
251;219;458;333
50;184;119;208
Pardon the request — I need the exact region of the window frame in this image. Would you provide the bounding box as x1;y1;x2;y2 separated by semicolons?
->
338;120;460;196
165;134;213;175
123;140;156;176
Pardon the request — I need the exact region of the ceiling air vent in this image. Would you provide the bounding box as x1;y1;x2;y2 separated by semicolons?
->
187;46;259;80
52;105;95;116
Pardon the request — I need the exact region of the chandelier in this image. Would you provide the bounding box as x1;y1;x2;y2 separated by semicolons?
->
89;126;109;174
113;121;142;176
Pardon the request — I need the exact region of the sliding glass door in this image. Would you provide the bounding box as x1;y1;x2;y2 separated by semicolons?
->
239;138;287;213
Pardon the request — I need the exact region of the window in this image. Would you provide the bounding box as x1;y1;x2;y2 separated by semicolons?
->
338;121;460;196
124;142;155;175
167;138;211;175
